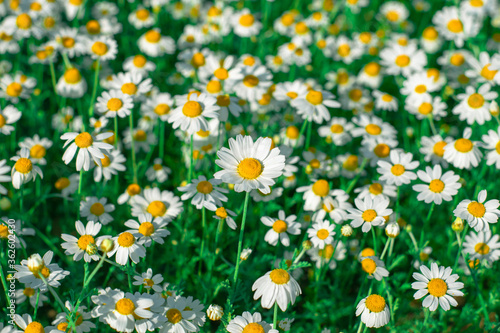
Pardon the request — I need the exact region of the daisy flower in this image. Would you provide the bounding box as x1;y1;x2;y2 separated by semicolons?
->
93;149;126;182
56;67;87;99
157;295;199;333
360;256;390;281
13;314;54;333
214;135;285;194
291;89;340;124
297;179;333;211
146;158;172;183
108;231;146;265
313;189;353;223
125;213;170;247
169;93;219;134
227;312;274;333
453;84;498;125
14;251;70;291
233;65;272;102
433;6;478;48
377;150;419;186
347;196;393;233
380;1;409;24
138;29;176;57
130;187;183;222
318;117;353;146
261;210;301;247
55;27;85;58
482;128;500;168
0;159;11;194
380;43;427;77
373;91;398;111
443;127;483;169
280;125;304;147
453;190;500;232
80;196;115;225
465;51;500;85
61;131;113;171
141;93;174;122
15;287;48;309
463;230;500;263
122;127;157;153
356;294;390;328
61;220;105;262
128;7;155;29
232;9;262;37
411;263;464;311
412;165;461;205
178;176;228;211
133;268;164;293
54;174;80;197
18;134;52;165
109;72;152;100
420;135;453;167
252;268;301;311
10;148;43;189
213;206;238;230
407;95;447;120
91;288;153;333
0;105;22;135
307;241;347;270
95;90;134;118
123;55;156;76
354;181;397;201
331;35;363;64
118;183;142;205
0;74;32;103
52;301;95;333
307;220;335;249
421;26;442;53
351;115;397;142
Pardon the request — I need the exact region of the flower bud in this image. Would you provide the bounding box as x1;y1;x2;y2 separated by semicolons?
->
100;238;114;253
0;197;11;211
27;254;44;273
206;304;224;321
385;222;400;238
490;100;499;117
341;225;353;237
404;224;412;233
452;217;464;232
302;240;312;250
240;248;252;261
86;243;98;256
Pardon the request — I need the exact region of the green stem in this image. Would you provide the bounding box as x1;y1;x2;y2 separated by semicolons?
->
88;59;100;118
49;60;57;94
33;290;40;319
294;118;308;149
233;192;250;286
273;303;279;330
371;227;378;254
129;113;137;183
188;134;194;182
305;118;313;150
114;117;118;148
39;274;69;314
0;261;12;309
453;225;468;270
159;121;165;160
380;237;391;260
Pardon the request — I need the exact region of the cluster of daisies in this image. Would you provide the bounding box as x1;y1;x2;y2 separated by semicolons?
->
2;0;500;331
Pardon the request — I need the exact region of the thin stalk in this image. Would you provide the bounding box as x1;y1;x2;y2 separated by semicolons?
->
159;121;165;160
88;59;100;118
49;60;57;94
188;134;194;182
273;303;279;330
114;117;118;148
380;237;391;260
372;227;378;254
129;113;137;183
233;192;250;286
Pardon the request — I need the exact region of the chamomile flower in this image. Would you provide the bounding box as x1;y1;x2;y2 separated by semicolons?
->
291;89;340;124
54;174;79;197
10;148;43;189
318;117;353;146
130;187;183;222
109;72;152;99
453;190;500;232
129;7;155;29
377;150;419;186
307;220;335;249
347;196;393;233
433;7;477;48
232;9;262;37
261;210;301;247
407;95;447;120
412;165;461;205
373;91;398;111
80;196;115;225
51;301;95;333
412;263;464;311
360;256;390;281
482;128;500;168
463;230;500;263
0;105;22;135
55;28;85;58
233;65;272;102
307;241;347;270
297;179;333;211
169;93;219;134
227;312;274;333
443;127;483;169
157;295;199;333
61;220;105;262
178;176;228;211
15;287;48;309
123;55;156;76
56;67;87;98
354;181;397;201
142;93;174;122
133;268;164;293
214;135;285;194
96;90;134;118
14;251;70;291
94;149;126;182
213;206;237;230
351;115;397;141
313;189;353;223
13;314;54;333
108;231;146;265
18;135;52;165
421;26;442;53
381;1;409;24
453;84;498;125
380;44;427;77
356;294;390;328
125;213;170;247
138;29;176;57
146;158;172;183
252;269;301;311
61;131;113;171
420;135;453;167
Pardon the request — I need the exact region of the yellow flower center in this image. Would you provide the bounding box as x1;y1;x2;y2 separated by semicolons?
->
269;268;290;284
312;179;329;197
206;80;222;94
30;144;46;159
55;177;70;190
23;287;35;297
361;258;377;274
467;201;485;218
64;68;81;84
213;68;229;81
33;266;50;279
337;72;349;84
242;323;265;333
316;228;329;240
6;82;23;97
337;44;351;57
216;207;228;219
107;98;123;111
285;126;300;139
243;75;259;88
286;91;298;99
365;294;386;312
433;141;447;157
418;102;433;115
474;242;490;255
86;20;100;34
374;143;390;158
364;125;382;137
309;158;320;169
280;13;294;26
395;55;410;67
272;220;287;233
427;278;448;297
391;164;405;176
133;55;147;68
191;52;206;68
343;155;358;171
24;321;44;333
467;93;484;108
237;158;263;179
145;30;161;43
126;184;141;196
447;19;463;33
428;179;445;193
117;232;135;247
382;94;393;102
166;308;182;324
369;183;383;195
414;84;427;94
90;202;105;216
115;298;136;315
0;225;10;238
386;10;399;21
318;244;334;259
154;104;170;115
196;180;213;194
139;222;155;236
295;21;308;34
216;95;231;107
454;138;473;153
423;26;438;40
147;201;167;217
62;37;75;48
450;53;465;66
136;8;149;20
239;13;255;27
15;157;32;174
91;41;108;56
306;90;323;105
496;141;500;154
349;88;362;102
330;124;343;134
361;248;375;257
134;130;147;141
16;13;32;29
243;56;255;66
77;235;95;250
182;101;203;117
121;83;137;95
362;209;377;222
